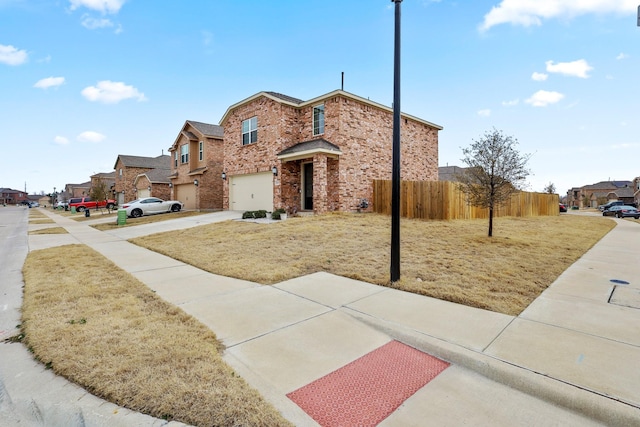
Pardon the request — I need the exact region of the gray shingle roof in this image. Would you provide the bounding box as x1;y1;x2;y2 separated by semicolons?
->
115;155;170;169
144;168;172;184
265;92;304;105
187;120;224;138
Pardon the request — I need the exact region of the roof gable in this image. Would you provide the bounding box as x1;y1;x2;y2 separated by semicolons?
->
219;89;443;130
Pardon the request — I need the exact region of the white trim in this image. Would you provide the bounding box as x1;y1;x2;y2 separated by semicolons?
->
277;148;342;163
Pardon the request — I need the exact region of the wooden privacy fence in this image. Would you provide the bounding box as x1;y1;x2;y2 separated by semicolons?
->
372;180;559;220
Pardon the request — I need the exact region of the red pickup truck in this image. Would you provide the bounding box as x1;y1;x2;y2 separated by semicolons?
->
68;197;116;212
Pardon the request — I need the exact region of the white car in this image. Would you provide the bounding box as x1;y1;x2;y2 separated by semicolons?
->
121;197;183;218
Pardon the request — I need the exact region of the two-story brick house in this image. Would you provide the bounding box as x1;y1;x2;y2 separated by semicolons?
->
113;154;170;205
168;120;224;210
218;90;441;214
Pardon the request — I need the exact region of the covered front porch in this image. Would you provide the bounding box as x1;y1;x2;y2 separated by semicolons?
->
277;139;342;215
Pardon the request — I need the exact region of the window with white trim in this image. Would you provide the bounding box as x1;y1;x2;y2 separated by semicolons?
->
242;117;258;145
174;152;178;168
180;144;189;163
199;141;204;161
313;104;325;136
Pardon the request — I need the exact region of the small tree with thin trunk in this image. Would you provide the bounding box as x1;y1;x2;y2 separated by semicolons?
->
89;178;110;212
457;128;531;237
543;182;556;194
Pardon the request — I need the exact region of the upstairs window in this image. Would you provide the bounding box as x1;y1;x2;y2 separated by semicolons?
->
313;104;325;136
180;144;189;163
242;117;258;145
199;141;204;161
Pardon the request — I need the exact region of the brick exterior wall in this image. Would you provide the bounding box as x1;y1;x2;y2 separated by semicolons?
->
168;122;224;211
220;91;440;214
114;161;155;203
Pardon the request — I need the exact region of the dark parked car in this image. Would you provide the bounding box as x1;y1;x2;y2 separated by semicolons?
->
559;203;567;212
599;201;625;212
602;205;640;219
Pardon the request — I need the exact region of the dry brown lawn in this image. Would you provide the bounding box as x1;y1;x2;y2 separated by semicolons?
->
91;210;205;230
28;226;68;235
21;245;291;427
132;213;615;316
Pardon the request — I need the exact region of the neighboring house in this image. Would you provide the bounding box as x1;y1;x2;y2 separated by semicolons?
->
90;171;116;199
0;188;28;205
566;180;634;208
218;90;441;214
113;154;171;205
438;166;467;182
634;176;640;207
134;167;172;201
168;120;224;211
65;182;91;198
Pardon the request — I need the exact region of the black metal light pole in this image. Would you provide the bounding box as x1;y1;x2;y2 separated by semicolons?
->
390;0;402;282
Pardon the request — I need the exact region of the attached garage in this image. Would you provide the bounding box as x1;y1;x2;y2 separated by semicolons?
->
229;172;273;211
175;184;197;210
137;188;150;199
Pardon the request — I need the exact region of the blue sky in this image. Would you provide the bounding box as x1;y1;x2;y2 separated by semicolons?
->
1;0;639;197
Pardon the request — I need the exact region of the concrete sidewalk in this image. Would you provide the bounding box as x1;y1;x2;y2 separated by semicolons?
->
19;209;640;425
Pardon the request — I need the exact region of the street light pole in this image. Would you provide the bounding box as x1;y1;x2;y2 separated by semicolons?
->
390;0;402;282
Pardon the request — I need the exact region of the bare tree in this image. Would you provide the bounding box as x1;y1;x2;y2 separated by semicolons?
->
89;178;110;212
543;182;556;194
457;128;531;237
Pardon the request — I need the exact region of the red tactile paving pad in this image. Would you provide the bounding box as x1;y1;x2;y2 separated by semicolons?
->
287;340;450;427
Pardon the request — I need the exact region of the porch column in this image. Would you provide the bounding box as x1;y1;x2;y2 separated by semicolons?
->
313;153;328;214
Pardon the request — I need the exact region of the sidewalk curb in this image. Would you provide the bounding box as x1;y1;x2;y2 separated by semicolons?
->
343;307;640;427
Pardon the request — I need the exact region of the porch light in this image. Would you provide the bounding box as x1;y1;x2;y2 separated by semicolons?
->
272;166;278;176
147;186;151;191
221;172;227;180
169;183;173;188
121;190;125;194
194;179;199;186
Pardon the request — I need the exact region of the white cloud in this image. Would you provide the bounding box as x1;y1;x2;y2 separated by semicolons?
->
525;90;564;107
54;136;70;145
34;76;65;89
545;59;593;78
81;15;114;29
616;53;629;60
477;109;491;117
480;0;637;32
69;0;125;14
502;99;519;107
81;80;147;104
0;44;28;65
531;72;548;81
77;131;106;143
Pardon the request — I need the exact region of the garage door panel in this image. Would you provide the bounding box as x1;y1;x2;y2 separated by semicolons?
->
230;172;273;211
175;184;196;210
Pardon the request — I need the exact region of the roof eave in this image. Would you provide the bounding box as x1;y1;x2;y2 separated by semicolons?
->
277;148;342;163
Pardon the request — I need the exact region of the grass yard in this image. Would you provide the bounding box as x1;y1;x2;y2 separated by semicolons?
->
28;226;68;235
21;245;292;427
91;210;205;229
131;213;615;316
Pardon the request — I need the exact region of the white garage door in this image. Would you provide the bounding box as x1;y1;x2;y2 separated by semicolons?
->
175;184;197;210
137;189;150;199
229;172;273;211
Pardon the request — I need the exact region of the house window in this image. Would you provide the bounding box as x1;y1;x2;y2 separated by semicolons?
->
199;141;204;161
313;104;325;136
174;151;178;167
180;144;189;163
119;168;122;176
242;117;258;145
